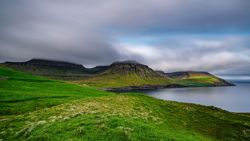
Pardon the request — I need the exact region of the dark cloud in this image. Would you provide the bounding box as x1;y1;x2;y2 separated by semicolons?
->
0;0;250;73
0;0;121;65
100;0;250;34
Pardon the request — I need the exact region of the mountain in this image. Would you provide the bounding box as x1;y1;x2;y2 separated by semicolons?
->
165;71;234;87
2;59;234;89
78;61;234;89
103;61;165;76
79;60;171;88
3;59;90;80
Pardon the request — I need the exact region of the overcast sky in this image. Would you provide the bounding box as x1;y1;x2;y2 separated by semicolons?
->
0;0;250;75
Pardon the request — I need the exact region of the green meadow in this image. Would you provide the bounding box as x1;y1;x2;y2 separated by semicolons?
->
0;66;250;141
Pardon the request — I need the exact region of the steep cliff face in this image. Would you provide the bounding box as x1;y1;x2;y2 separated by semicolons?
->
103;61;165;77
78;61;171;88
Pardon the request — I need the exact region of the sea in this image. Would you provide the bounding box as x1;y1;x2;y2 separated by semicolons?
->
143;81;250;112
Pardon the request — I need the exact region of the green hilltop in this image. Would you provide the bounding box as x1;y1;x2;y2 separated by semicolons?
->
0;66;249;140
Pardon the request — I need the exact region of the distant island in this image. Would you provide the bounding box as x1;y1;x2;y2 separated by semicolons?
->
3;59;234;91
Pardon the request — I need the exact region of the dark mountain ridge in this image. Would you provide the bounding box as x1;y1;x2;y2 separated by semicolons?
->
3;59;164;77
24;59;85;69
4;59;88;79
103;60;165;77
5;58;85;68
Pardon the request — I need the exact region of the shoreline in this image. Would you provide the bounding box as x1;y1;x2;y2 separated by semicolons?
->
104;83;235;92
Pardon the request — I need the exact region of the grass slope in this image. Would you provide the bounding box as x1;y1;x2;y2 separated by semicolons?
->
172;72;230;87
77;72;228;88
0;66;111;115
78;73;171;88
0;66;249;140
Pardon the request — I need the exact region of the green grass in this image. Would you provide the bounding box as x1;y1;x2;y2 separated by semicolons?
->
0;66;250;141
173;77;222;87
1;95;250;141
0;66;112;115
78;73;171;88
76;71;228;88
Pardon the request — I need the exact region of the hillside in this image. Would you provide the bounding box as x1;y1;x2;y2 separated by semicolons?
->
0;66;249;141
78;61;172;88
166;71;233;87
3;59;234;89
0;66;111;115
3;59;90;80
78;61;233;89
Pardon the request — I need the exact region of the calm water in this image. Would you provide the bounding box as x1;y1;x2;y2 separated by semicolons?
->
144;84;250;112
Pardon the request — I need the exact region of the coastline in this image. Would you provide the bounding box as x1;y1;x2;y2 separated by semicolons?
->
104;83;235;92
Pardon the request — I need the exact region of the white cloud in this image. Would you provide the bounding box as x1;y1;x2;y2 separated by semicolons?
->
116;35;250;74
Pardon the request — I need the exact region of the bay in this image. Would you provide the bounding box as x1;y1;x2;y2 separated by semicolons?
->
144;84;250;112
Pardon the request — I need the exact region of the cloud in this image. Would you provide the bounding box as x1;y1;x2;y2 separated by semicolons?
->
97;0;250;34
116;35;250;74
0;0;122;65
0;0;250;73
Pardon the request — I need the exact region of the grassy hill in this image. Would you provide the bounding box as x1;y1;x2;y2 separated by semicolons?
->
166;71;233;87
0;66;111;115
3;59;233;89
78;61;172;88
0;66;249;140
77;62;233;88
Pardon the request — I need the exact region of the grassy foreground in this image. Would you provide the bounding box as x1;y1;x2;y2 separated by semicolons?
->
0;66;250;141
0;66;111;115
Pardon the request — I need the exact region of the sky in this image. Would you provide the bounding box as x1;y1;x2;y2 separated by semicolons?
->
0;0;250;76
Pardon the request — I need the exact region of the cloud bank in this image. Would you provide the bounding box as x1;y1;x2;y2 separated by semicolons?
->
0;0;250;74
117;35;250;74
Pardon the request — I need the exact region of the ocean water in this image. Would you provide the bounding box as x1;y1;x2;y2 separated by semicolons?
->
144;84;250;112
